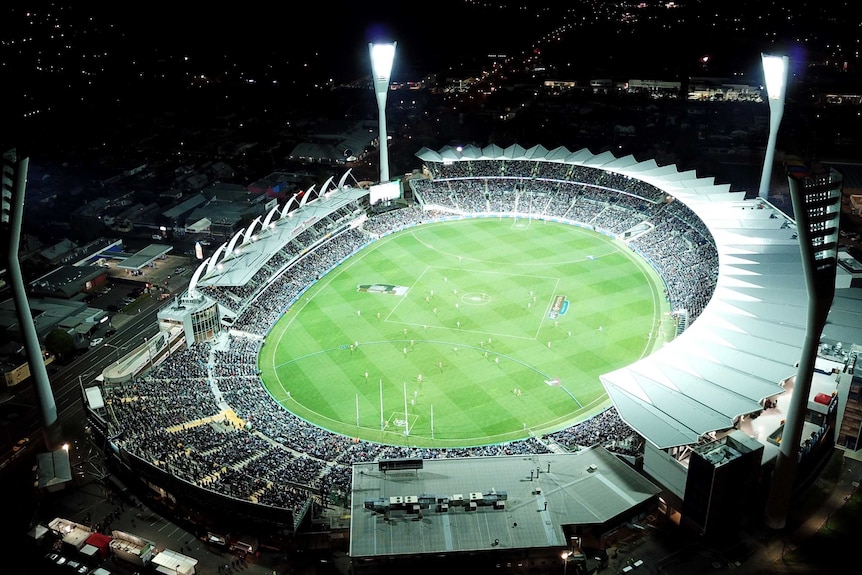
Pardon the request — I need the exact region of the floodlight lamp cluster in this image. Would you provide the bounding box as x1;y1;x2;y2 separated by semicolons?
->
370;43;396;84
761;54;789;101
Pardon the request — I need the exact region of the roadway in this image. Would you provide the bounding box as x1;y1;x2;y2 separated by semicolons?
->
1;298;162;457
1;255;191;465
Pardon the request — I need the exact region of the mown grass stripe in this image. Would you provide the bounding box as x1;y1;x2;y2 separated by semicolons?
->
259;218;669;447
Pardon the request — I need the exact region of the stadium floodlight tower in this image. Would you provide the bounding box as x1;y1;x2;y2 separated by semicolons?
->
758;53;789;200
2;149;62;448
369;42;396;184
764;164;842;530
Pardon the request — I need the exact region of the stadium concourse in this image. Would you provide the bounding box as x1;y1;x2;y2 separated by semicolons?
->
69;144;861;573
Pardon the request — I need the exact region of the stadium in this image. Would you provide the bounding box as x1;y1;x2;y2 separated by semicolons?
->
84;143;861;573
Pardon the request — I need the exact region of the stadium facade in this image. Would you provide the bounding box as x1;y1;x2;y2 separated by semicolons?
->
84;144;862;571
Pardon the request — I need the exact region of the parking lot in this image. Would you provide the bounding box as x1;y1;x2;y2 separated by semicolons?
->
81;253;196;345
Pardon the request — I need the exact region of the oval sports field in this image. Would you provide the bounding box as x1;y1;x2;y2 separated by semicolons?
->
258;217;672;448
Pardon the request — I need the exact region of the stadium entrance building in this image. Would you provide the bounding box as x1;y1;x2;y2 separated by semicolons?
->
157;172;368;344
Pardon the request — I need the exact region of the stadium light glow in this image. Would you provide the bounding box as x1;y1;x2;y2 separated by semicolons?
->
369;42;396;184
758;53;789;200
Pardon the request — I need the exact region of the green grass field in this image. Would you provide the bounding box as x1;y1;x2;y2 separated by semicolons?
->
258;217;673;447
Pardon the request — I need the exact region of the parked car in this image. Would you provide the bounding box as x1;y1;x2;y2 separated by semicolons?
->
45;552;66;566
105;328;117;337
90;337;104;347
66;560;90;574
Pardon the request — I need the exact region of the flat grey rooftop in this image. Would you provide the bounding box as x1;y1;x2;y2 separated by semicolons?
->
349;448;660;558
118;244;173;270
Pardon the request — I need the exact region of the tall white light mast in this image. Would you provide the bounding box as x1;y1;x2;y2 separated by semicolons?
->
369;42;396;183
758;54;789;200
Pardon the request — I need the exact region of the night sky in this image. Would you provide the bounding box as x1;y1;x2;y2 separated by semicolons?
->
4;1;861;155
93;1;546;81
11;1;826;87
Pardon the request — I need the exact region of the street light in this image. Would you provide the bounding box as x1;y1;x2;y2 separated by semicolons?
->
104;342;128;364
143;336;153;366
77;371;95;388
369;42;396;184
758;53;789;200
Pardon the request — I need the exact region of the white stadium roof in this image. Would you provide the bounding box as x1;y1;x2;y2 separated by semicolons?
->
191;172;367;293
416;143;862;450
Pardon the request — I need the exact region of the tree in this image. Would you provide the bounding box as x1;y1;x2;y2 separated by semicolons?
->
44;328;76;362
